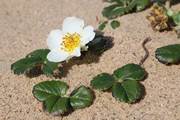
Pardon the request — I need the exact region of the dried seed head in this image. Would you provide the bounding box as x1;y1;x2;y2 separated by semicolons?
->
147;4;169;31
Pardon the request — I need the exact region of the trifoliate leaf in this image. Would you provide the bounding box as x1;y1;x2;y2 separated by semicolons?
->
90;63;146;103
98;21;108;31
91;73;114;90
70;86;94;109
112;80;142;103
33;80;70;114
113;64;147;82
155;44;180;64
11;49;58;76
110;20;120;29
33;81;95;115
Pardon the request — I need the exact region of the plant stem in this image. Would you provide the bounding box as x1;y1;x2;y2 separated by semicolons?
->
139;37;151;66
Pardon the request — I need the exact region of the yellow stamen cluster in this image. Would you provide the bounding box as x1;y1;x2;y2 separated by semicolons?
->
62;33;80;53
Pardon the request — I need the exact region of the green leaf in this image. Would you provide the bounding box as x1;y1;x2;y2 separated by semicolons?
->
26;49;50;60
70;86;94;109
105;0;124;4
152;0;166;4
42;59;58;76
33;80;70;114
166;9;174;17
110;20;120;29
98;21;108;31
91;73;114;90
112;80;142;103
11;49;58;76
102;0;150;19
44;96;71;114
172;12;180;26
126;0;137;11
27;49;58;76
11;56;42;75
112;82;128;102
33;80;68;101
113;64;147;82
155;44;180;64
102;4;126;19
136;0;150;11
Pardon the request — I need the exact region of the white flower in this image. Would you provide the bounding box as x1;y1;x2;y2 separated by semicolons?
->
47;17;95;62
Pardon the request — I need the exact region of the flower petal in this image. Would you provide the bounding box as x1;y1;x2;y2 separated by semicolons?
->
47;49;69;62
71;47;81;57
47;29;63;50
63;17;84;34
81;25;95;46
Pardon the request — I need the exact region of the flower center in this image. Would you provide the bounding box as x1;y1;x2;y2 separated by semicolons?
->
62;33;80;53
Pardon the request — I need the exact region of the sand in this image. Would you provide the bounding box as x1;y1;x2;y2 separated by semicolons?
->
0;0;180;120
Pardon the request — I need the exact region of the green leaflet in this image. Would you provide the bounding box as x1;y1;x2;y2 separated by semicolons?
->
33;80;68;101
43;96;71;114
91;73;115;91
110;20;120;29
98;21;108;31
26;49;50;59
136;0;150;11
172;12;180;26
155;44;180;64
70;86;94;109
105;0;124;4
112;80;142;103
113;63;147;81
166;7;180;38
33;80;69;114
42;59;59;76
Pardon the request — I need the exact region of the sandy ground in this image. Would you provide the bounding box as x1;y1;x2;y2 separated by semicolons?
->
0;0;180;120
